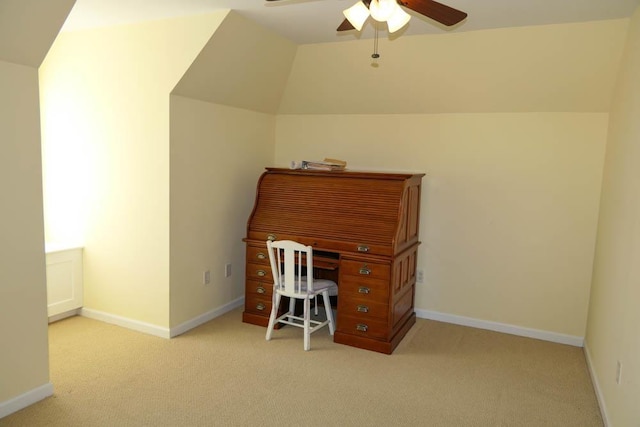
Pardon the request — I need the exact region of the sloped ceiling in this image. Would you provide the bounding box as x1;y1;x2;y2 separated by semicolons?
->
0;0;76;67
172;11;297;114
278;19;629;114
62;0;640;45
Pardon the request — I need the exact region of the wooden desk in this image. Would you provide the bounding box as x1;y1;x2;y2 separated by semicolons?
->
242;168;424;354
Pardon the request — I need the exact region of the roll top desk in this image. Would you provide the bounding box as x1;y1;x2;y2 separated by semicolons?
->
242;168;424;354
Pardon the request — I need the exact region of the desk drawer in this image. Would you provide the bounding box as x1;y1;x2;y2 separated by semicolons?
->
337;314;389;341
246;262;273;282
244;292;272;316
339;274;389;301
338;295;388;321
340;259;390;280
246;245;270;265
245;278;272;297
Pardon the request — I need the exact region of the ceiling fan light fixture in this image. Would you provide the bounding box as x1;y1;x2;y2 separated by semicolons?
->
369;0;399;22
343;1;370;31
386;6;411;33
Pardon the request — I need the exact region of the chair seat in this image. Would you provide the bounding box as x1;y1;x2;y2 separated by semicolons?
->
277;277;337;298
304;277;338;297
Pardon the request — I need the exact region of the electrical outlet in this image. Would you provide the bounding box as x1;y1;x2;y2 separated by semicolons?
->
203;270;211;285
416;269;424;284
616;361;622;385
224;263;232;278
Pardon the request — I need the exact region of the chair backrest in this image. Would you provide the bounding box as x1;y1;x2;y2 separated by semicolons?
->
266;240;315;296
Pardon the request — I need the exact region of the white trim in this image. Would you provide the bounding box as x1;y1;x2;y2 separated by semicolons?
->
583;340;610;426
48;308;81;324
80;308;171;339
80;298;246;340
415;308;584;347
170;297;245;337
0;383;53;419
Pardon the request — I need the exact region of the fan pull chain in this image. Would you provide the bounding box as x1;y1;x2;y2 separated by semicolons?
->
372;24;380;59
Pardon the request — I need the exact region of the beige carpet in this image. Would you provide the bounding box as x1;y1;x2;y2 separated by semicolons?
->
2;308;603;426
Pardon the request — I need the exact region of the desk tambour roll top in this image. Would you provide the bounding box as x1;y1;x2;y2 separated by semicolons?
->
247;168;422;254
243;168;424;354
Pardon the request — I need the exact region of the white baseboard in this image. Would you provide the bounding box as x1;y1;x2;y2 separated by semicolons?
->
48;308;82;324
415;308;584;347
170;297;245;337
0;382;53;419
80;308;171;338
583;341;610;426
80;298;245;340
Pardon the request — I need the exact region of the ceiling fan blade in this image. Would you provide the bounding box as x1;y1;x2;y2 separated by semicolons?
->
337;19;355;31
401;0;467;26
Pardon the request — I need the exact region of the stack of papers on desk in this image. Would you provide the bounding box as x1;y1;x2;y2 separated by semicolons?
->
302;158;347;171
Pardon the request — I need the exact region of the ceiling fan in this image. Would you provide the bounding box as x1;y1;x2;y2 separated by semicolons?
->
265;0;468;33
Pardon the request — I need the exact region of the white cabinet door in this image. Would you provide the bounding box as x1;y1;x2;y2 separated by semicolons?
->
46;247;83;318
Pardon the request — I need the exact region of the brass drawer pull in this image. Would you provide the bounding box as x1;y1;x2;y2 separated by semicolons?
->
359;266;371;275
357;305;369;313
267;233;277;241
357;245;369;252
256;269;267;277
358;286;371;294
256;303;266;311
356;324;368;332
256;252;267;260
256;286;266;294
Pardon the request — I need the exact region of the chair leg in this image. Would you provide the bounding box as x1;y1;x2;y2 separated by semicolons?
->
303;297;311;351
288;295;296;320
266;293;281;341
322;290;335;335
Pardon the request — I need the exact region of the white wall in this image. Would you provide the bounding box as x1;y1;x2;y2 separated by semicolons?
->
0;0;75;416
39;13;227;328
273;20;627;340
40;10;296;332
168;11;295;328
586;5;640;426
275;112;607;339
169;97;275;327
0;59;50;411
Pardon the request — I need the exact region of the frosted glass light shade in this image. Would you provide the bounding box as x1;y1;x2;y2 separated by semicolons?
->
386;6;411;32
369;0;398;22
343;1;370;31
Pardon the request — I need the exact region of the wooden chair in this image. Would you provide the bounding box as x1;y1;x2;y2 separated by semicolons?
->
265;240;337;351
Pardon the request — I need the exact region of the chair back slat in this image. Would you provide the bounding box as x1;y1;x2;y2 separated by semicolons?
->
267;239;314;295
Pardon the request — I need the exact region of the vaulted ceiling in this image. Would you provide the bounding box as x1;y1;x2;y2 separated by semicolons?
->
63;0;640;44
